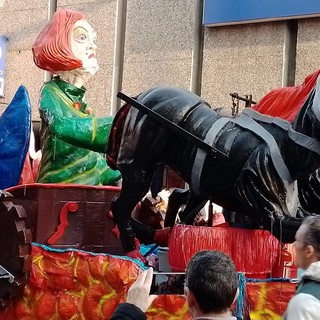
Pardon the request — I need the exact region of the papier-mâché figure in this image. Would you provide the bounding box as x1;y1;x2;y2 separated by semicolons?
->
32;8;121;185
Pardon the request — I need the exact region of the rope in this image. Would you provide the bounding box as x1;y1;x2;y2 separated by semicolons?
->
235;272;247;320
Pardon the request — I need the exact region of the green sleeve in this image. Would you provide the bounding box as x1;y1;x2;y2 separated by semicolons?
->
40;85;113;153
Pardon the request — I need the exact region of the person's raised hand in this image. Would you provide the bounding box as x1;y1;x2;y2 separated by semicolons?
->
126;267;157;312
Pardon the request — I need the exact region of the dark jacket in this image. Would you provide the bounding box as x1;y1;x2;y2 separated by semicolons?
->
110;303;147;320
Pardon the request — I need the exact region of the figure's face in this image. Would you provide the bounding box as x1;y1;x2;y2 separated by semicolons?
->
70;19;99;77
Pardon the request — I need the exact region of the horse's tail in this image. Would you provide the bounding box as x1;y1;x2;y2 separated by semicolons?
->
106;103;131;170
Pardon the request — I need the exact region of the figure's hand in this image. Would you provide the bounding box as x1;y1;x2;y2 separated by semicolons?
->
126;268;157;312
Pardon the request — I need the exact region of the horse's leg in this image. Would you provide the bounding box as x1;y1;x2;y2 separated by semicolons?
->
111;166;156;260
130;218;156;244
131;218;171;247
164;188;189;228
236;152;301;243
178;190;207;225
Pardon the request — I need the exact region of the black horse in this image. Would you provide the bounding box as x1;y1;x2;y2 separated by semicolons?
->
107;84;320;260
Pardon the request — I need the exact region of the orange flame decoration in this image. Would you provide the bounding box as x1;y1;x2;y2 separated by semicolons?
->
0;245;295;320
246;281;296;320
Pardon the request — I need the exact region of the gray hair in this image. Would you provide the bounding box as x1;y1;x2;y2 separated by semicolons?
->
301;216;320;256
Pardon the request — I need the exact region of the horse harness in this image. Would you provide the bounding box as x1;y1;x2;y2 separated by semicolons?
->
191;100;320;208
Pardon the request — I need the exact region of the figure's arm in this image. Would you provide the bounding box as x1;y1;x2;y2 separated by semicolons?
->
40;86;113;153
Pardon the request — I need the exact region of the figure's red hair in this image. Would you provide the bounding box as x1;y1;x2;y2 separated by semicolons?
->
32;8;85;72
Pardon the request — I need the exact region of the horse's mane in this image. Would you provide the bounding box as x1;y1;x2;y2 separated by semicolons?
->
253;69;320;121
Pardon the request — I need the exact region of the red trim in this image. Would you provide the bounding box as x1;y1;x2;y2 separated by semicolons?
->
47;202;79;245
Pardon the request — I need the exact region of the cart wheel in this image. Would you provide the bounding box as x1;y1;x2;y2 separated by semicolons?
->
0;190;32;309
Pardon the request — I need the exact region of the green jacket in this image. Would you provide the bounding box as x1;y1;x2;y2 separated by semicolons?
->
36;77;120;185
296;278;320;300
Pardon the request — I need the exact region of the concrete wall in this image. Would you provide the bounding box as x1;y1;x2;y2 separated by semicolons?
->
296;18;320;84
202;22;284;109
0;0;320;119
0;0;46;117
123;0;194;95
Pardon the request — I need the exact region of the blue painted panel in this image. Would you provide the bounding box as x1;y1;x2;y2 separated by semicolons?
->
0;86;31;189
204;0;320;26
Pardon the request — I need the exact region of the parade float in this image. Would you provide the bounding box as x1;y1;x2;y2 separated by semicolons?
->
3;6;320;320
0;99;300;317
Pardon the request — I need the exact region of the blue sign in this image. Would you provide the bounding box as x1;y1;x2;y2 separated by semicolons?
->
0;35;8;97
204;0;320;26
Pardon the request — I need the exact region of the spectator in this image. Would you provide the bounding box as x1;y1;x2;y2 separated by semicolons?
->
283;216;320;319
111;250;239;319
110;268;156;320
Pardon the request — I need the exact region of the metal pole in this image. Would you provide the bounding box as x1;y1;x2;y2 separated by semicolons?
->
190;0;204;96
48;0;57;19
282;20;298;87
44;0;58;82
111;0;127;116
